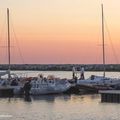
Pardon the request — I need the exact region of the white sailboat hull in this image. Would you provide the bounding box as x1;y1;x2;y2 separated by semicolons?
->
77;76;120;86
30;83;71;95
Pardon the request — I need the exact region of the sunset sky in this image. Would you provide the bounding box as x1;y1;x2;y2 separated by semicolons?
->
0;0;120;64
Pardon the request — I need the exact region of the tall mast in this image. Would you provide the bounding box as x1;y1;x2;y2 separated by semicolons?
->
7;8;11;80
101;4;105;77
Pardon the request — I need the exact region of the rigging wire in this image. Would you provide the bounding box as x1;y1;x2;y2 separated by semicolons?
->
9;14;25;64
0;14;8;64
104;17;119;64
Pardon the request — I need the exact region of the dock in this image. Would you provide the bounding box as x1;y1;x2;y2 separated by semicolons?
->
0;86;14;97
99;90;120;103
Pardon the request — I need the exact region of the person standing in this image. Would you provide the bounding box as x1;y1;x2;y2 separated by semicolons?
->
80;67;85;80
23;80;31;96
72;67;76;79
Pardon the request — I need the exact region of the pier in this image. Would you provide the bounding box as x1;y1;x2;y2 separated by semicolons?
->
0;86;14;97
99;90;120;103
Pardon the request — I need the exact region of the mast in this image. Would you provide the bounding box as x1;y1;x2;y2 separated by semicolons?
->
101;4;105;77
7;8;11;80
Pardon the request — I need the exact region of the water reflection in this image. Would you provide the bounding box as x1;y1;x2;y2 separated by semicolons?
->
0;94;100;103
0;94;72;104
24;95;32;102
31;94;71;103
32;95;56;102
23;94;100;104
0;94;120;120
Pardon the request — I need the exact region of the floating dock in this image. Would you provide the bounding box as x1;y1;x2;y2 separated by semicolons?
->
0;86;14;97
99;90;120;103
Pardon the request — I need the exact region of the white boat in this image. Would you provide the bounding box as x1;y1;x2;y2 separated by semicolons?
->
0;72;25;95
77;75;120;86
77;4;120;88
0;9;71;95
0;8;25;95
30;75;71;95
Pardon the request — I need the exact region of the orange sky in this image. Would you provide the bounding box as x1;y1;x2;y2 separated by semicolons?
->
0;0;120;64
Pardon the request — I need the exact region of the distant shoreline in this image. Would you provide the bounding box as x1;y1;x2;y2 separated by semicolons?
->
0;64;120;71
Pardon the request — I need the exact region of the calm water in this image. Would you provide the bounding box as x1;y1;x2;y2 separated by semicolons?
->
0;94;120;120
0;71;120;120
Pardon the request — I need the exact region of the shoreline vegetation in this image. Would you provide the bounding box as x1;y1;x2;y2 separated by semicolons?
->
0;64;120;71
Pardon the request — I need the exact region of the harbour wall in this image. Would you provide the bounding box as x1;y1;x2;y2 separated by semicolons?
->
0;64;120;71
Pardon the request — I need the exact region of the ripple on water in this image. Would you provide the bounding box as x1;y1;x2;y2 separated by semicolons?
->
0;94;120;120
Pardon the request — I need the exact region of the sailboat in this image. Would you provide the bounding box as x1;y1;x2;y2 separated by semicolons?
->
77;4;120;89
0;8;71;95
0;8;25;95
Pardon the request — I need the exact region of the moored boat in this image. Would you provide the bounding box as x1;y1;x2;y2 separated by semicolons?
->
30;74;71;95
75;4;120;91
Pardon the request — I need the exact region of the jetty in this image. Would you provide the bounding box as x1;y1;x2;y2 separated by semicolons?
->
99;90;120;103
0;64;120;71
0;86;14;97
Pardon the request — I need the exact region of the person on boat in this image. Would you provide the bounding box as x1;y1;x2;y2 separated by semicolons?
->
80;67;85;80
23;80;31;96
10;79;18;86
72;67;76;79
91;75;95;80
74;76;78;83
